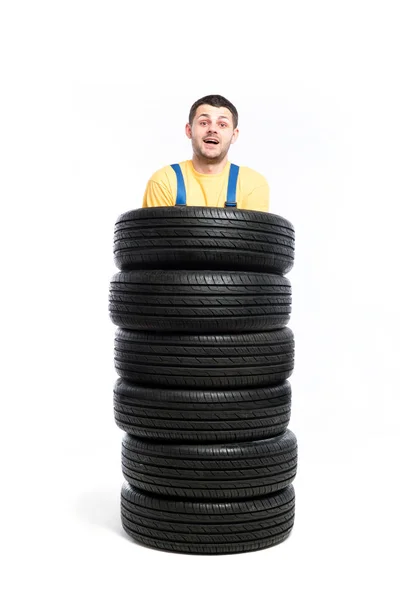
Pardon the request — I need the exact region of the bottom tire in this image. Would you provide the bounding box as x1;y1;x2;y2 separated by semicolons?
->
121;482;295;555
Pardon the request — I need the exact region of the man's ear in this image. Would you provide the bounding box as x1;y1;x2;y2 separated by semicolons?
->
231;128;239;145
185;123;192;139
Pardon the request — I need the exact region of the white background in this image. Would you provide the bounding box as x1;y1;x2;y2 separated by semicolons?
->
1;1;399;599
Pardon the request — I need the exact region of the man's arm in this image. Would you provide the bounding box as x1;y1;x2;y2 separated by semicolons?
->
241;183;270;212
142;179;174;207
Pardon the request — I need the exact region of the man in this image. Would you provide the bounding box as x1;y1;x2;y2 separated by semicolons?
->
142;94;270;212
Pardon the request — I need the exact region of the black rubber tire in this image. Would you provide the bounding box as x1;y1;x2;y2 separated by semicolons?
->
121;482;295;554
113;207;295;275
109;270;291;333
114;379;292;442
121;430;297;500
114;328;294;389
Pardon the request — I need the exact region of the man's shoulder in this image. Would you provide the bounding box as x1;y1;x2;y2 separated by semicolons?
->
148;164;174;184
148;161;188;184
238;165;269;187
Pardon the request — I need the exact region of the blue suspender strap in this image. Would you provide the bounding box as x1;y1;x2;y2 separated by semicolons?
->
170;164;187;206
225;163;240;208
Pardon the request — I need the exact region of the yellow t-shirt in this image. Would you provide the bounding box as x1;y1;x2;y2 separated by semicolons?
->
142;160;270;212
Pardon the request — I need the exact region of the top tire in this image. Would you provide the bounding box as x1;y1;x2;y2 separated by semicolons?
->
113;207;295;275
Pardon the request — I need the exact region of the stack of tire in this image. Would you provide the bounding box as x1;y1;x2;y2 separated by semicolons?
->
109;206;297;555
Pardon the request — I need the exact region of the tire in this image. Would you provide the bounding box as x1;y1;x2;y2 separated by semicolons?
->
113;379;292;442
109;270;291;333
121;430;297;499
113;207;295;275
121;481;295;554
114;328;294;389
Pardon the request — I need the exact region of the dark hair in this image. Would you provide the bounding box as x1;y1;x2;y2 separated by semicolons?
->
188;95;238;129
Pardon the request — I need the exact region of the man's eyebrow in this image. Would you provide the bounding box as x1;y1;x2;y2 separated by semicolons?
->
197;113;230;120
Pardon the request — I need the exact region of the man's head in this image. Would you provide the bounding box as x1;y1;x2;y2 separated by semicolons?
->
185;94;239;164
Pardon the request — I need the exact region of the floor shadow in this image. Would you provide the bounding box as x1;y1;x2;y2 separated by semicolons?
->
74;486;178;552
74;485;130;540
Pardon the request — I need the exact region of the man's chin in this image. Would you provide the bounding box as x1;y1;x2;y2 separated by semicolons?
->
197;149;226;163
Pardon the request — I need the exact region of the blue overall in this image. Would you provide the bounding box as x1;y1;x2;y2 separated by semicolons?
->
170;163;240;208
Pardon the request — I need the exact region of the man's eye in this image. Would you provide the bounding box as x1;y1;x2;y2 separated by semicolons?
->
220;123;227;127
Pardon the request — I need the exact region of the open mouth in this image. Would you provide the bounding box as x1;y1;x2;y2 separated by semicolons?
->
203;139;219;145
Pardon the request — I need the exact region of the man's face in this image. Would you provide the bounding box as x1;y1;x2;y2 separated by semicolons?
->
185;104;239;163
